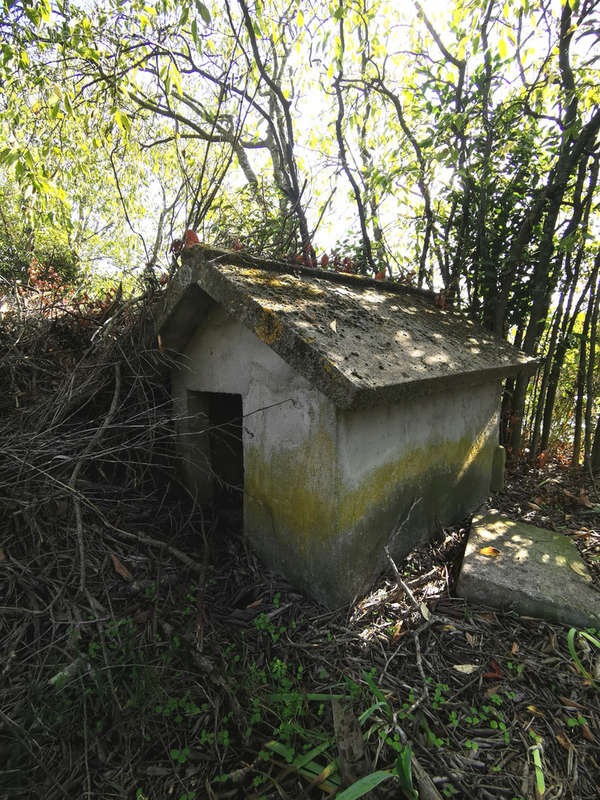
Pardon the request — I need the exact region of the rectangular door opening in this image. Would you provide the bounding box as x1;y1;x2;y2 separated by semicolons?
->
186;391;244;511
208;392;244;509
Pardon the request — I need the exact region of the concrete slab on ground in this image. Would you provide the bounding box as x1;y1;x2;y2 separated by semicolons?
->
456;510;600;628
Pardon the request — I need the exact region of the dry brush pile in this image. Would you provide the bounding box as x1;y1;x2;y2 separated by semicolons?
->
0;285;212;797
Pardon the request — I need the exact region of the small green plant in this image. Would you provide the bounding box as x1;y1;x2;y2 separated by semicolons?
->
360;670;418;799
442;783;458;797
432;682;450;710
449;700;510;745
155;690;203;720
170;747;190;764
567;628;600;691
489;717;510;744
144;582;157;601
254;612;286;643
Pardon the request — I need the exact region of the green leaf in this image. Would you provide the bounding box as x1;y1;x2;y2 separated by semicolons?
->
362;670;391;717
297;9;304;27
114;109;131;134
293;741;331;769
579;631;600;649
265;740;294;763
195;1;211;24
0;148;18;166
395;744;417;798
358;700;388;725
567;628;600;690
498;37;507;59
335;771;394;799
36;175;67;202
169;63;182;96
334;35;343;61
530;745;545;796
305;693;352;701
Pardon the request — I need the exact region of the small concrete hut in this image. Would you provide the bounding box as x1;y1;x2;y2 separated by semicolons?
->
159;244;536;607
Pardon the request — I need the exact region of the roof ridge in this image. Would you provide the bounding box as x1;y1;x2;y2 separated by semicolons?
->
188;244;438;302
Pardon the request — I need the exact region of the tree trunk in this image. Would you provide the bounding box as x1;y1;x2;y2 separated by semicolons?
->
591;412;600;473
584;262;600;469
529;298;564;459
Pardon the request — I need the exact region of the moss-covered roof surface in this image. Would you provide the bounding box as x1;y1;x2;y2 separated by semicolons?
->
159;245;536;409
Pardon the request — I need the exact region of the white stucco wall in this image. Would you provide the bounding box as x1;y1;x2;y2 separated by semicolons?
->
174;305;340;596
330;381;501;601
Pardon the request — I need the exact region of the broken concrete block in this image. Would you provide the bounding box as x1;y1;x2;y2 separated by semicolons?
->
456;510;600;628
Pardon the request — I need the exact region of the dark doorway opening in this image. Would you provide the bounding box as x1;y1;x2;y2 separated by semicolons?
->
206;392;244;510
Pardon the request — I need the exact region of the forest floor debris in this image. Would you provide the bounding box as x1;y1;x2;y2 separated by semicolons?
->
1;299;599;800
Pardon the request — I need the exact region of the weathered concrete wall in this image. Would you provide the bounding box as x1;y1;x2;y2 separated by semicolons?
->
175;304;340;600
175;303;502;607
330;381;501;605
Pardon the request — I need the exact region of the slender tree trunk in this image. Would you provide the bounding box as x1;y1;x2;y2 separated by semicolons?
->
572;292;594;466
529;299;564;459
509;136;599;454
572;249;600;463
334;8;375;274
584;263;600;468
539;160;599;449
475;2;496;331
237;0;314;260
591;412;600;472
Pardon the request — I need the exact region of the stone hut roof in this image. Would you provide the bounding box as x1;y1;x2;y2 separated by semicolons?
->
159;245;537;410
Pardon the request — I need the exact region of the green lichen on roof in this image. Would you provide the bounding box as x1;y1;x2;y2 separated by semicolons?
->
159;245;537;409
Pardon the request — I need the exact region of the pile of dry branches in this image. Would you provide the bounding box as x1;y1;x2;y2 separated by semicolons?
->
0;286;212;797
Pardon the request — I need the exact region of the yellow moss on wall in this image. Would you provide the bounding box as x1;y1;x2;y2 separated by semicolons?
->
254;308;284;346
244;425;493;560
337;431;492;532
241;415;494;607
244;422;337;553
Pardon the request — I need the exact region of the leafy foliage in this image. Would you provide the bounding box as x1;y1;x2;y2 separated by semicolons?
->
1;0;600;448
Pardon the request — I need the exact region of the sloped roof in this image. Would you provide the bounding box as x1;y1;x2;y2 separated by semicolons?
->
159;245;537;409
